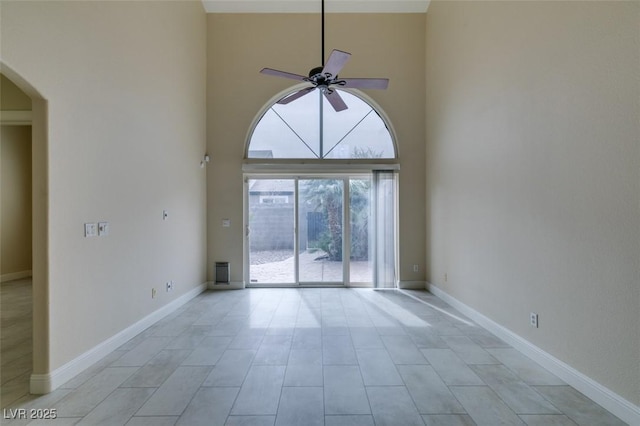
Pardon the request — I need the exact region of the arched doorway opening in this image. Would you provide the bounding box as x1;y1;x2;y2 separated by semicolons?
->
0;62;49;399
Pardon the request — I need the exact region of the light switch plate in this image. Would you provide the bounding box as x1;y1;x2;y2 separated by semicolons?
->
222;219;230;228
84;223;97;237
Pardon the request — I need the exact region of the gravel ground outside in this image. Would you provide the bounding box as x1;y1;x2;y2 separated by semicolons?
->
250;250;294;265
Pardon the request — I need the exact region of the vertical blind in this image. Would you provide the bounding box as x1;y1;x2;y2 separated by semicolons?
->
373;170;397;289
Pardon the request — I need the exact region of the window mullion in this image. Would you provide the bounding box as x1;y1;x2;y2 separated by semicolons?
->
324;109;373;158
319;92;324;158
272;108;320;159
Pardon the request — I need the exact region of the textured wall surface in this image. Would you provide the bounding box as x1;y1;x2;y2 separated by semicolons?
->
249;204;295;251
1;1;207;371
207;13;426;283
426;1;639;405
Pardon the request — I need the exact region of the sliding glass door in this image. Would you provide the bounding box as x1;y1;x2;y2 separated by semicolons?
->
247;179;296;284
245;173;395;287
298;179;344;284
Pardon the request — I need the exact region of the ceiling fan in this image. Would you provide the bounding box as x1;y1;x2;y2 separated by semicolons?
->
259;0;389;112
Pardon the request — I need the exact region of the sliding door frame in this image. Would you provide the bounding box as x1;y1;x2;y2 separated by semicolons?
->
244;172;385;287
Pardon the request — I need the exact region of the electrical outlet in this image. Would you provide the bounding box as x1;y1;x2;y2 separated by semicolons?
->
413;264;419;272
98;222;109;236
530;312;539;328
152;288;157;299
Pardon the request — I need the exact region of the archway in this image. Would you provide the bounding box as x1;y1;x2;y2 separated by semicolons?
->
0;62;49;397
243;86;398;288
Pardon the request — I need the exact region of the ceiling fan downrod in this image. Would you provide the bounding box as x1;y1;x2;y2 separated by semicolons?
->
258;0;389;112
321;0;325;67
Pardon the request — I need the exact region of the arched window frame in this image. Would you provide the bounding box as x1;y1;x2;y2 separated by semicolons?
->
243;84;399;172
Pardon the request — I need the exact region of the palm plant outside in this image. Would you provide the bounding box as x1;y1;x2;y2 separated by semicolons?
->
302;179;343;261
301;147;381;262
301;178;371;262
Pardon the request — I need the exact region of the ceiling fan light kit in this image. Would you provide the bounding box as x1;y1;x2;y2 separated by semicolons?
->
259;0;389;112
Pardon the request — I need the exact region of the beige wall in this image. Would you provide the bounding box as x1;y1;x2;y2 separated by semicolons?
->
4;0;635;406
1;126;33;277
1;74;32;110
207;13;426;283
426;1;639;405
1;1;207;371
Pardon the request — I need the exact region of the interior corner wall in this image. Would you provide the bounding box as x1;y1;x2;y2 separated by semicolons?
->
425;1;639;405
206;13;426;284
1;1;207;372
1;126;33;277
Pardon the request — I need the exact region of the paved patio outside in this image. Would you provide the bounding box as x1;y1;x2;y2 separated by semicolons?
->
250;250;372;284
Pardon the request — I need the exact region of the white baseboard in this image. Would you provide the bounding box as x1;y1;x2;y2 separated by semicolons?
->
427;283;640;426
1;270;32;283
398;280;427;290
208;281;244;290
30;282;208;394
210;282;426;290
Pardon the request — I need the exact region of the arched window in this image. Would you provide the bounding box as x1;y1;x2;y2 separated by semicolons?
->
247;88;396;160
244;87;398;288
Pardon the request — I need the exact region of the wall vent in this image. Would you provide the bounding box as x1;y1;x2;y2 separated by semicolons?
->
215;262;230;284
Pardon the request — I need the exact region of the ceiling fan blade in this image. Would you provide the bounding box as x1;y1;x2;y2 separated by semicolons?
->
340;78;389;90
260;68;307;81
324;90;348;112
277;87;316;105
322;50;351;78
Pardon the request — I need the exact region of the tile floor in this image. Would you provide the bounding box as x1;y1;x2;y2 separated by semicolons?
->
1;287;628;426
1;278;33;409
